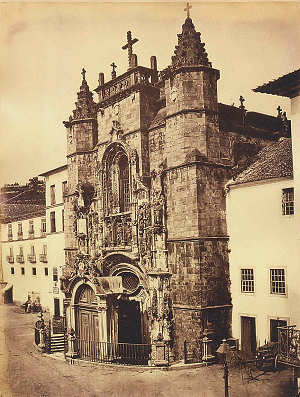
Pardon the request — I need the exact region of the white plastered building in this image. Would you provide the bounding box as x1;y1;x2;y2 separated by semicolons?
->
227;69;300;354
0;165;67;316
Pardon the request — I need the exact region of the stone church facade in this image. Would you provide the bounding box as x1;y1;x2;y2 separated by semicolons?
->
61;15;289;364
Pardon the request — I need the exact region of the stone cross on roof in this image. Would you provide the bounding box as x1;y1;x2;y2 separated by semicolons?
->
111;62;117;79
277;105;282;117
122;31;139;69
184;2;192;18
239;95;245;110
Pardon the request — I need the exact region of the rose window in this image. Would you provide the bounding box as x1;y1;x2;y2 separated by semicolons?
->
121;272;139;293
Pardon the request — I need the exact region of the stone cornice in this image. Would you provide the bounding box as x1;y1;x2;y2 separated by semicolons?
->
173;303;232;311
67;149;97;158
160;65;220;81
165;107;218;121
167;236;229;243
163;160;232;174
63;117;97;128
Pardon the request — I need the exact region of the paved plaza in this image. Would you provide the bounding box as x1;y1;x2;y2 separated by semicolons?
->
0;304;295;397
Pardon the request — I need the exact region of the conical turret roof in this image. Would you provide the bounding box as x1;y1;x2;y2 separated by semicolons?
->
71;68;97;121
171;17;211;68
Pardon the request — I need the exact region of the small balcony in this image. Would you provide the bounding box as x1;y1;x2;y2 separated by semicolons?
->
40;229;46;237
17;233;23;241
28;254;36;263
28;231;34;239
8;234;13;242
6;256;14;264
16;255;24;264
40;254;47;263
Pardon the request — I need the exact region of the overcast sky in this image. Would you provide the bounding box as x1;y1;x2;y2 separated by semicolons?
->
0;1;299;185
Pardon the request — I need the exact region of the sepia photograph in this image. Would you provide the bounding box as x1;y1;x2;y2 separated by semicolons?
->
0;1;300;396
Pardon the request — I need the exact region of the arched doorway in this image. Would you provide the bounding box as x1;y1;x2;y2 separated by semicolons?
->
115;271;143;344
118;300;142;344
75;284;99;342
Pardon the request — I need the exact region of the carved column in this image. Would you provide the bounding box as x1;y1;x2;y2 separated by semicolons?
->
64;298;79;358
148;271;172;366
96;294;108;342
107;296;119;344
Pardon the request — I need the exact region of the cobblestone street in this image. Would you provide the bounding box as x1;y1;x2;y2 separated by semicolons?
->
0;304;295;397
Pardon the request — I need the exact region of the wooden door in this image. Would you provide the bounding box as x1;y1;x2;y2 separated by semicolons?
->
118;300;141;344
54;298;60;317
270;319;287;342
79;311;91;340
241;316;256;354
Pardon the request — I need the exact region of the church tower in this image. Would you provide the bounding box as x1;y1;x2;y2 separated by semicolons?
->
163;16;221;166
147;13;232;358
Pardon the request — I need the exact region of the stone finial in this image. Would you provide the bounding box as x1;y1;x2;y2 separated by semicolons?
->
98;73;105;86
171;16;211;68
111;62;117;79
151;56;157;71
130;54;138;69
71;68;97;121
122;30;139;70
81;68;86;81
239;95;247;128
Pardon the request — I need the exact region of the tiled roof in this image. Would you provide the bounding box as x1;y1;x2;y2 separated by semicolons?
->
218;103;289;138
149;103;289;138
253;69;300;98
230;138;293;186
0;203;45;223
149;107;167;129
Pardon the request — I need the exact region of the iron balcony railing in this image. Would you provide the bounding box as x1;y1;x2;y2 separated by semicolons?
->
39;254;47;263
77;339;153;366
28;254;36;263
6;256;14;264
16;255;24;263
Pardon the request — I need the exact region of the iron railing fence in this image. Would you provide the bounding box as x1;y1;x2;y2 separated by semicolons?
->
77;339;153;366
278;325;300;367
183;340;204;364
51;316;66;334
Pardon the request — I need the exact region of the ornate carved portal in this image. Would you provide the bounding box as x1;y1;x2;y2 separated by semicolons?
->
63;133;173;362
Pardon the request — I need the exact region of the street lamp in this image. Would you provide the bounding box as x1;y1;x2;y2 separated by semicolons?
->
217;339;232;397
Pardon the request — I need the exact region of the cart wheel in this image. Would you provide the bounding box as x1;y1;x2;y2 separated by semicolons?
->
256;359;263;369
274;354;279;371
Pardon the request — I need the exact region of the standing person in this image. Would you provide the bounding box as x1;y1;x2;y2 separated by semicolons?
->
25;297;32;313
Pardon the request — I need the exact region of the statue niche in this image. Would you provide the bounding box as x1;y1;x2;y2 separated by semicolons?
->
74;183;95;253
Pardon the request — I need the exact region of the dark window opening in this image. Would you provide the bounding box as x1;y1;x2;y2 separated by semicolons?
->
53;267;58;282
50;211;56;233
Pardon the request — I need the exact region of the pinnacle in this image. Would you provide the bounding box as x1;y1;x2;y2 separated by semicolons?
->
171;16;211;68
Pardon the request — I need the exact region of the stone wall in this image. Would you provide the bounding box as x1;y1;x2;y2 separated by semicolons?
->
168;238;231;359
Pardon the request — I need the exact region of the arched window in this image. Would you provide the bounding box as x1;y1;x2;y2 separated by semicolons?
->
118;154;130;212
105;146;130;214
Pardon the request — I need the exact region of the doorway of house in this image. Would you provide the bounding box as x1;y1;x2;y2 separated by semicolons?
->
270;319;287;342
118;300;141;344
54;298;60;317
241;316;256;354
4;285;13;304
